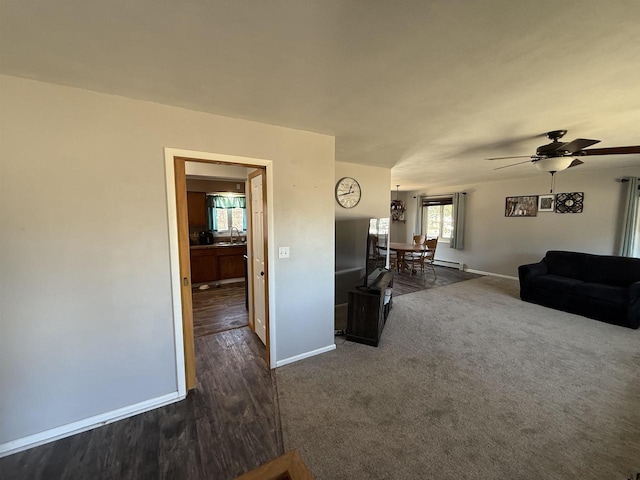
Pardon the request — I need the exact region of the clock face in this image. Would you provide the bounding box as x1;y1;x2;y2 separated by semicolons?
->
335;177;361;208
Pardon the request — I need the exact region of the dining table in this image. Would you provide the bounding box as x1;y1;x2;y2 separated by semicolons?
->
388;242;430;274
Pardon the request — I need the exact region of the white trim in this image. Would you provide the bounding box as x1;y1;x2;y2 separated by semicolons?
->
265;165;277;368
0;391;184;458
163;147;277;377
465;268;518;281
164;151;187;397
275;344;336;368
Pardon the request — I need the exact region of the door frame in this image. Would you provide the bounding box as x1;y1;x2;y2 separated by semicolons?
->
164;147;275;394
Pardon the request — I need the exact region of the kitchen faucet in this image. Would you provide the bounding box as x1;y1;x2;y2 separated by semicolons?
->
230;227;240;243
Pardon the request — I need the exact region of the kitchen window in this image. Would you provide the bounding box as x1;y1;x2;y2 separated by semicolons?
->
207;194;247;233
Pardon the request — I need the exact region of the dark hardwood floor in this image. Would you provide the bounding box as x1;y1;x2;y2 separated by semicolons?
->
192;282;249;337
1;328;282;480
392;265;481;296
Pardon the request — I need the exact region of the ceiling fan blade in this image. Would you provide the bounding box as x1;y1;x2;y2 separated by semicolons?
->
554;138;600;153
567;159;584;168
485;155;532;161
580;146;640;156
493;160;532;170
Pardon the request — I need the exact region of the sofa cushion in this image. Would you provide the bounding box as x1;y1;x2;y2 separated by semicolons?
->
544;250;640;287
572;283;628;306
581;255;640;287
544;251;588;280
530;274;583;293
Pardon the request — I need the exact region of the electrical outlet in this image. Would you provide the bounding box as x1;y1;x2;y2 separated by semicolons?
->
278;246;290;259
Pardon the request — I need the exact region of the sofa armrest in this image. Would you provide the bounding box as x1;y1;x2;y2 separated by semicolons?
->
628;282;640;329
518;261;548;285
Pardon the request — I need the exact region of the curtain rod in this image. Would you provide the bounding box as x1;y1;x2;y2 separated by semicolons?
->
413;192;466;198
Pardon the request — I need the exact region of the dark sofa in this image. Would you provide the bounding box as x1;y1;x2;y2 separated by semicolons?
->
518;250;640;329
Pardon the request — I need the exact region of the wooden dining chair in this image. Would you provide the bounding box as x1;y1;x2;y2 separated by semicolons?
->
419;237;439;279
406;235;427;275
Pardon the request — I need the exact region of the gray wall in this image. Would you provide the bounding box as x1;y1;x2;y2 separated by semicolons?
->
395;166;640;276
335;162;391;220
334;162;391;305
0;74;335;445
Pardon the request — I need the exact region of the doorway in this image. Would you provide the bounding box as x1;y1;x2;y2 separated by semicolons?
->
187;170;250;337
164;148;273;393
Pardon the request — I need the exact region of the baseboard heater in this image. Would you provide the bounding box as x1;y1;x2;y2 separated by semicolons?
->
433;259;465;271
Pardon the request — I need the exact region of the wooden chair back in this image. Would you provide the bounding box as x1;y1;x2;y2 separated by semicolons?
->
413;235;426;245
424;237;438;261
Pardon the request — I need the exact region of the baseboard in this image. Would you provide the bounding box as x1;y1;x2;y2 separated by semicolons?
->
275;344;336;368
0;391;185;458
433;259;464;270
465;268;518;281
193;277;244;287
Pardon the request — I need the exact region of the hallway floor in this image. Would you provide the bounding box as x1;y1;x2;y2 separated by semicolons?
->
1;328;281;480
192;282;249;337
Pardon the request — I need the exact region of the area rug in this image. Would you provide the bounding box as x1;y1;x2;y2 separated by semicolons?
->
276;276;640;480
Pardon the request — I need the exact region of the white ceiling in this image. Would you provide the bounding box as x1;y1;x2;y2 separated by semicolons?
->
2;0;639;190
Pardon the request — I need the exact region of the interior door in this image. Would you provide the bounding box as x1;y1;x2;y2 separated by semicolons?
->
250;171;267;345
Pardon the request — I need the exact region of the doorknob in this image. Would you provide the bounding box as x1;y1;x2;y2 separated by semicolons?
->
260;271;265;276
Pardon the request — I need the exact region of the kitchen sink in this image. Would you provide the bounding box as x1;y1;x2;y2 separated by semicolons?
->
212;241;246;247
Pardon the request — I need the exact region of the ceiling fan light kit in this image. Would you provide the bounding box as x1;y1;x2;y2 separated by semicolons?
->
534;156;576;173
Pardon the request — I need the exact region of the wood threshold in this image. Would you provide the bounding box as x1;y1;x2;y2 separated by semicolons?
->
235;450;314;480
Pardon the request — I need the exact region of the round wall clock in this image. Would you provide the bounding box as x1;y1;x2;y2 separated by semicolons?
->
335;177;362;208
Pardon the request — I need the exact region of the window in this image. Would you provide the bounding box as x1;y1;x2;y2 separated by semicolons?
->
207;194;247;232
421;197;453;240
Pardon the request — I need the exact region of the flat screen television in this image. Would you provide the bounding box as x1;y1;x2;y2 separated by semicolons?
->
364;217;390;289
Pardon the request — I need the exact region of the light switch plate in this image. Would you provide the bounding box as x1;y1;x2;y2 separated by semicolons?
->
278;246;290;259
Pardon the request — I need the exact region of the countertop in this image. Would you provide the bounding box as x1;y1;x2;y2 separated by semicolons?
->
190;242;247;250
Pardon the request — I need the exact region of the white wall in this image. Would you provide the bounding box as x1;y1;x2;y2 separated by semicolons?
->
397;166;640;276
185;162;250;179
335;162;390;220
0;75;335;448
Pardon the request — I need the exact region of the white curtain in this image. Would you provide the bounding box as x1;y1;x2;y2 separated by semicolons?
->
449;192;465;250
618;177;639;257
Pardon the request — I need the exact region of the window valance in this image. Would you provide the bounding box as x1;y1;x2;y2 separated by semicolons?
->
207;194;246;209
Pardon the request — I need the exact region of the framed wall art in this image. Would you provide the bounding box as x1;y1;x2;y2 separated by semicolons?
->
505;195;538;217
538;194;555;212
555;192;584;213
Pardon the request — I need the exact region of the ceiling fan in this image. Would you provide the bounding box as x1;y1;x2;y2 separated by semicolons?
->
486;130;640;173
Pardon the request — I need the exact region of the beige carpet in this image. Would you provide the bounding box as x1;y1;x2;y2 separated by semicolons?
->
276;276;640;480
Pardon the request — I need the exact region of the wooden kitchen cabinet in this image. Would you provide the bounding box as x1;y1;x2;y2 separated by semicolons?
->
187;192;207;227
190;248;218;284
190;245;246;283
217;247;246;279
